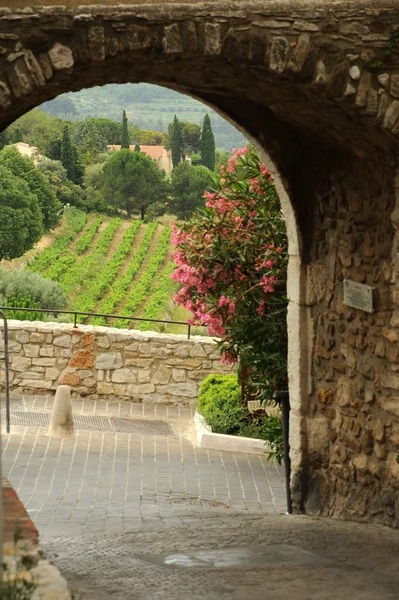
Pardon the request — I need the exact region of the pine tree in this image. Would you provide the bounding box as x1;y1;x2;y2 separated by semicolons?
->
200;114;216;172
171;115;182;168
121;110;130;149
60;125;77;183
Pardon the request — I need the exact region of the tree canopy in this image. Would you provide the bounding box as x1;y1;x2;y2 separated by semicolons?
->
74;119;107;165
60;125;83;185
171;115;182;168
0;165;43;262
170;162;213;220
0;146;61;230
100;149;169;219
200;114;216;171
167;120;201;159
121;110;130;149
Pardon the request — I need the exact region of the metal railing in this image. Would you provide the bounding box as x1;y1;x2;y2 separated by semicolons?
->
0;306;206;340
0;310;10;433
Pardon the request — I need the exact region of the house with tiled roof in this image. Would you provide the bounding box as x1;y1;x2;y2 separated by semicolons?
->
107;144;172;174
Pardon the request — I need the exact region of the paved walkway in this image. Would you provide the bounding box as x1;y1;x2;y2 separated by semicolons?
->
2;395;399;599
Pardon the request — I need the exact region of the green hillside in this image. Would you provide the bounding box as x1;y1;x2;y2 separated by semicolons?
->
39;83;246;151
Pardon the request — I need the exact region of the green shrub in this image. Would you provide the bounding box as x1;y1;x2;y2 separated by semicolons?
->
197;374;245;435
197;373;284;463
0;268;67;313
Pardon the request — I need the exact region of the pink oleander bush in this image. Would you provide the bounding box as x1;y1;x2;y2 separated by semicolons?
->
171;145;288;401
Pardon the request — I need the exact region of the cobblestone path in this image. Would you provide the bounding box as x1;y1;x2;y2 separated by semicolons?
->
2;395;399;599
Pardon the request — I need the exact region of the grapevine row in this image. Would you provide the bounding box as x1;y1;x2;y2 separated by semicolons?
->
136;262;178;331
59;218;122;296
72;221;142;319
75;216;104;255
113;225;172;328
91;222;159;325
28;208;87;273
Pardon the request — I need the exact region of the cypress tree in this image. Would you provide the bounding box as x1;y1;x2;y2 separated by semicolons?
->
200;114;216;172
134;143;141;152
171;115;182;168
121;110;130;149
60;125;77;183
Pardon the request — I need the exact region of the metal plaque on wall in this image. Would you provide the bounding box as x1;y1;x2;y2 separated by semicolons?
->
343;279;374;313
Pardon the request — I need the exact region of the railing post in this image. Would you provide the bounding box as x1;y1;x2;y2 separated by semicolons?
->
187;324;191;340
73;312;77;328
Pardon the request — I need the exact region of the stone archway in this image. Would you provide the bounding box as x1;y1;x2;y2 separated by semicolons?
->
1;1;399;526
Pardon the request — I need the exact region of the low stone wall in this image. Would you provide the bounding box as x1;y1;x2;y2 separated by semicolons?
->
0;320;233;405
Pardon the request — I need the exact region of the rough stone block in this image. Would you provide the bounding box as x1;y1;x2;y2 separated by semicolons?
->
268;36;289;73
11;356;31;372
189;344;206;358
126;383;155;395
32;358;56;367
23;345;40;358
156;383;197;397
46;367;59;381
15;331;29;344
59;372;79;386
162;23;183;54
111;368;137;383
53;335;72;348
48;43;74;70
204;22;221;55
95;352;123;370
153;365;172;384
69;350;95;369
172;369;186;382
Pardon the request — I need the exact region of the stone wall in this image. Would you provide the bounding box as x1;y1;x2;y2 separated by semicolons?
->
0;321;232;405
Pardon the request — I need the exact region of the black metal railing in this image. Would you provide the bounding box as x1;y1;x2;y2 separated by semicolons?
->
0;309;10;433
0;306;206;340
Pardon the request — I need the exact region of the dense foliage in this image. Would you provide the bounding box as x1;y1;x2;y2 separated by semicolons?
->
121;110;130;149
0;165;43;262
197;374;284;463
100;149;169;219
0;267;67;310
200;114;216;171
171;115;182;168
172;146;288;400
0;146;61;230
170;162;213;219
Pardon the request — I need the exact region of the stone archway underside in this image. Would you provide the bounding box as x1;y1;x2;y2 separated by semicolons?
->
2;0;399;526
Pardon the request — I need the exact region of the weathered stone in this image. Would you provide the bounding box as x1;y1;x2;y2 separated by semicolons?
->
162;23;183;54
336;377;352;407
138;369;151;383
20;371;41;380
45;367;59;380
11;356;31;372
24;345;40;358
383;373;399;390
153;365;172;385
157;383;197;397
0;81;11;107
111;368;137;383
81;334;95;350
53;335;72;348
268;36;289;73
32;358;56;367
96;336;111;349
59;372;79;386
48;43;74;70
379;397;399;417
88;26;105;61
125;357;154;367
375;341;386;357
349;65;360;80
30;333;45;343
125;383;155;396
355;71;372;107
383;100;399;131
189;344;206;358
95;352;123;370
287;33;311;73
69;350;95;369
20;379;52;390
172;368;186;382
16;331;29;344
204;22;221;55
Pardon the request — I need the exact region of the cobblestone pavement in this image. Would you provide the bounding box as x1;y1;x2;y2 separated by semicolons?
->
2;395;399;599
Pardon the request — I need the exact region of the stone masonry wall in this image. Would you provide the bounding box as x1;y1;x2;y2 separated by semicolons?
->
0;321;233;405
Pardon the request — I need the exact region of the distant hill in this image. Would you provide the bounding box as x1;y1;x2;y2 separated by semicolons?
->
39;83;246;152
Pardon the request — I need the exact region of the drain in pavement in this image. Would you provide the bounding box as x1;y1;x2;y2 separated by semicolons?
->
1;410;174;436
